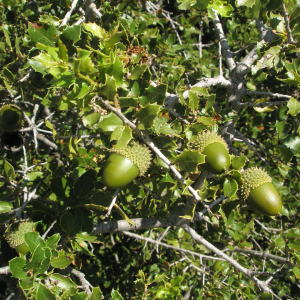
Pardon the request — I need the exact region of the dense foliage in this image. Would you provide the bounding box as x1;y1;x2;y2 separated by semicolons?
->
0;0;300;299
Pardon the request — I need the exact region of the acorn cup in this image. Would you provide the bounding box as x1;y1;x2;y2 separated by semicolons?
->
0;104;24;132
4;221;35;255
239;167;282;216
189;131;230;174
1;131;24;152
102;141;152;189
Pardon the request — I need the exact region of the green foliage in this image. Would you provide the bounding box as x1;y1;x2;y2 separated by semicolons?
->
0;0;299;299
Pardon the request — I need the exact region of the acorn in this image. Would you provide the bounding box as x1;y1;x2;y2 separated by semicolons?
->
4;221;35;255
189;131;230;174
102;141;152;189
239;167;282;216
0;104;24;132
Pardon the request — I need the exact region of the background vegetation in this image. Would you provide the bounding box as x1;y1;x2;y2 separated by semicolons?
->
0;0;300;299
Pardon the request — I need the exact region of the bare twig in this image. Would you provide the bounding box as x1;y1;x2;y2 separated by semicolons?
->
59;0;79;27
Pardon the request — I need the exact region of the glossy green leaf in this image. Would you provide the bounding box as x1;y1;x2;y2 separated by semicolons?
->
110;289;124;300
36;283;56;300
287;97;300;116
135;103;160;129
173;150;205;172
223;179;238;198
98;112;123;132
51;273;77;289
231;154;246;170
74;169;96;198
50;251;75;268
0;201;12;213
4;160;15;180
9;257;27;279
24;231;46;253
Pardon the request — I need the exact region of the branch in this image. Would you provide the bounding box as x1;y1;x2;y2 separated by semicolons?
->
91;195;226;235
0;266;11;275
239;100;288;108
122;230;223;262
66;267;93;296
239;20;279;76
232;247;291;265
245;90;292;100
281;3;294;44
182;76;232;99
210;9;236;71
182;224;282;299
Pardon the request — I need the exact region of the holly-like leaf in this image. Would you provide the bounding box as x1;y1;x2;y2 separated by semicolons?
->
223;179;238;198
110;289;124;300
231;154;246;170
4;160;15;180
73;169;96;198
24;231;46;253
112;125;133;148
173;150;205;172
9;257;27;279
28;23;58;47
0;201;12;213
139;84;167;106
98;112;123;132
135;103;160;129
36;283;56;300
98;74;117;100
83;23;106;39
51;273;77;289
287;97;300;116
50;251;75;268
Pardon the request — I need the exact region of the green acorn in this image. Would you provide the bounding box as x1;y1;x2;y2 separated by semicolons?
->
0;104;24;132
102;141;152;189
239;167;282;216
5;221;35;255
189;131;230;174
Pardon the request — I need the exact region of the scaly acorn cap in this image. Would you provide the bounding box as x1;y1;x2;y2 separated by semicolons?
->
239;167;272;201
189;131;229;153
4;221;35;249
111;141;152;176
0;104;24;132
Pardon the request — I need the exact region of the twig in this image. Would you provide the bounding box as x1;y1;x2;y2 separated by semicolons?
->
66;267;93;296
245;90;291;99
232;247;290;264
42;220;57;240
104;188;120;219
122;230;223;261
210;9;235;71
59;0;80;27
239;100;288;108
134;179;160;199
281;3;294;44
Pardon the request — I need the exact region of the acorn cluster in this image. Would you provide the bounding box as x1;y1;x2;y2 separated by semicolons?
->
101;131;282;217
